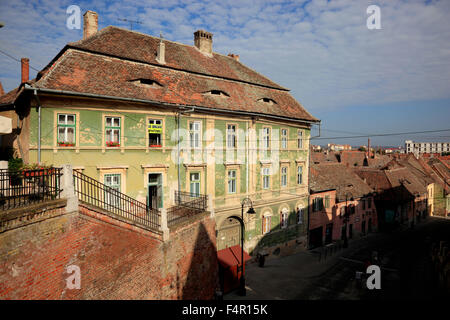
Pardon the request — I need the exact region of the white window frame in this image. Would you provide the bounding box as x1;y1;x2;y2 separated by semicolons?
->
227;124;237;149
281;128;287;149
298;130;303;149
190;172;200;196
262;167;270;189
227;169;237;194
189;121;201;149
281;166;287;187
57;114;76;145
262;215;271;234
297;207;304;224
262;127;270;149
297;165;303;185
105;116;121;147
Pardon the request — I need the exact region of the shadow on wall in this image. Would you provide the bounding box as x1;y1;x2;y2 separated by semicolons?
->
180;221;219;300
250;204;310;259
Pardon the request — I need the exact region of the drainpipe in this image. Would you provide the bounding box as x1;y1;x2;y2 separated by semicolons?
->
177;107;195;196
33;89;42;164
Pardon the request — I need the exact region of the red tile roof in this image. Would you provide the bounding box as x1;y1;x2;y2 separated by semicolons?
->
310;163;374;201
32;46;317;121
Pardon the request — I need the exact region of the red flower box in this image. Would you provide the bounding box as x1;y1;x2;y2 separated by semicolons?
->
106;141;120;147
149;144;162;148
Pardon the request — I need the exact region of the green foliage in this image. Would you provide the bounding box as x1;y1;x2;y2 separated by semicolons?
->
8;157;23;171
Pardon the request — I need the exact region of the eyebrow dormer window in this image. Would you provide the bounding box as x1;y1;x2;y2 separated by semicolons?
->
129;78;163;88
204;90;229;97
258;98;277;105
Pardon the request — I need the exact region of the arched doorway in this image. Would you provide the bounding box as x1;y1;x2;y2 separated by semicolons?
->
217;216;241;251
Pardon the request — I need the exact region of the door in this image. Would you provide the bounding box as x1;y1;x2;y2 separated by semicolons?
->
325;223;333;244
104;173;121;208
309;227;323;249
361;220;366;235
147;173;162;209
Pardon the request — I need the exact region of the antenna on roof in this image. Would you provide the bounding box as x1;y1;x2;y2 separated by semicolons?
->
117;18;142;31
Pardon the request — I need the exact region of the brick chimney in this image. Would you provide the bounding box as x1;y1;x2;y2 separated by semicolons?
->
194;30;213;55
228;53;239;62
83;11;98;40
0;81;4;96
21;58;29;83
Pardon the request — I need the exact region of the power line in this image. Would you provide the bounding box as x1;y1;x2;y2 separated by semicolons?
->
311;129;450;140
0;48;40;72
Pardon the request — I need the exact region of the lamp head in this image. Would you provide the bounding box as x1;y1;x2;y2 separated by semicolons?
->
246;207;256;215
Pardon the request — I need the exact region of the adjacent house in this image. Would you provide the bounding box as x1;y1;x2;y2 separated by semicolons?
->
309;163;377;248
0;11;320;255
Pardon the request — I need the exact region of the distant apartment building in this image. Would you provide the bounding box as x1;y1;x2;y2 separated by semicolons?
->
405;140;450;155
327;143;351;151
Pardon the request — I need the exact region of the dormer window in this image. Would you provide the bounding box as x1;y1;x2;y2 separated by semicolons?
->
258;98;277;105
204;90;229;97
129;78;163;88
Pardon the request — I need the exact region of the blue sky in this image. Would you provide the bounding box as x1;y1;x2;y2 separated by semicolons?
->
1;0;450;147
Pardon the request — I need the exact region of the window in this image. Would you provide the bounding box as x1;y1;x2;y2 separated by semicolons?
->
189;121;201;148
297;207;304;224
228;170;236;194
368;198;372;209
262;127;270;149
57;114;75;146
281;129;287;149
281;167;287;187
227;124;237;148
148;119;162;147
297;166;303;185
281;209;289;229
313;197;324;212
105;117;121;147
104;174;121;207
190;172;200;197
324;195;330;208
298;130;303;149
362;199;366;210
262;215;271;234
262;167;270;189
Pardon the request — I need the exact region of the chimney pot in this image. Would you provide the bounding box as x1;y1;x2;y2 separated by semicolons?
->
0;81;4;96
83;11;98;40
228;53;239;61
21;58;29;83
194;30;213;55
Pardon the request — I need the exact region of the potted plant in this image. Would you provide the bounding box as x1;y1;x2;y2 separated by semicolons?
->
106;141;120;147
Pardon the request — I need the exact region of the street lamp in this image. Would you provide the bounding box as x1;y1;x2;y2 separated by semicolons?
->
239;197;256;296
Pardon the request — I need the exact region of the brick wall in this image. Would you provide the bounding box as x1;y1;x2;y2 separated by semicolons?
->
0;202;218;300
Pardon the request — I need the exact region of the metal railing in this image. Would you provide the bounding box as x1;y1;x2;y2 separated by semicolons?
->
73;170;160;230
168;191;208;227
0;168;62;210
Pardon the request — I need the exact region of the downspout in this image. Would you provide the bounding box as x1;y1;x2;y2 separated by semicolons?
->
246;120;249;197
33;89;42;164
177;106;195;195
307;122;321;249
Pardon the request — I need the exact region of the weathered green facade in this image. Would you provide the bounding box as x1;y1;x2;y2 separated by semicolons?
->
27;95;311;255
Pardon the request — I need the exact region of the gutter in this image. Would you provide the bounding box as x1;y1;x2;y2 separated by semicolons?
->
32;89;42;164
23;85;321;126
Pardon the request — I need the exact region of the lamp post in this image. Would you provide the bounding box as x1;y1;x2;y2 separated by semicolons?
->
239;197;256;296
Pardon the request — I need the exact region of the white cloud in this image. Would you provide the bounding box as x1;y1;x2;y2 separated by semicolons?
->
0;0;449;119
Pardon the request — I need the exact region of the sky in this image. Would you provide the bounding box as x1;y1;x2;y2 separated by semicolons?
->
1;0;450;147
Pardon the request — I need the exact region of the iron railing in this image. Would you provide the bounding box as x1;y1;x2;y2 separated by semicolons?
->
0;168;62;210
73;170;160;230
168;191;208;227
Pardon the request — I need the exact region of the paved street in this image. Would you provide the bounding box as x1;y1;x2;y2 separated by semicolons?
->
225;217;450;300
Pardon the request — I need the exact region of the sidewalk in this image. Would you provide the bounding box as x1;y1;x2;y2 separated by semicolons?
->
223;231;386;300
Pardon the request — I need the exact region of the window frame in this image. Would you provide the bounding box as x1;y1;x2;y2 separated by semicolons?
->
262;214;271;234
189;171;201;197
280;208;289;229
297;130;303;149
148;118;163;148
189;120;202;149
297;165;303;185
280;166;288;188
226;123;237;149
57;113;76;146
262;167;270;189
227;169;237;194
105;116;121;147
262;127;271;150
281;128;288;149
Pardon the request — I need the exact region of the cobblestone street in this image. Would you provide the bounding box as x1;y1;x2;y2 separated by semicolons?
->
225;217;450;300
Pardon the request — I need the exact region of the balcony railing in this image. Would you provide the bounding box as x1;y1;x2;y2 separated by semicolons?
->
168;191;208;227
73;170;160;230
0;168;62;210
